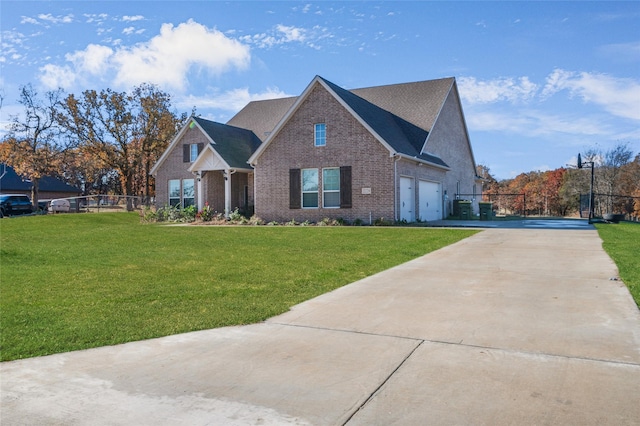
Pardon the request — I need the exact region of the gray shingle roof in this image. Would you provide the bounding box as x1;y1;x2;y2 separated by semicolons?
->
229;76;453;168
320;77;448;166
226;97;297;142
351;77;454;132
0;163;82;194
193;117;262;169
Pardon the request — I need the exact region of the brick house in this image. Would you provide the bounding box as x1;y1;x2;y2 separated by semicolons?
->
151;76;480;223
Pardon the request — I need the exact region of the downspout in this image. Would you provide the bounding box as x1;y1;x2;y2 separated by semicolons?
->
393;154;399;222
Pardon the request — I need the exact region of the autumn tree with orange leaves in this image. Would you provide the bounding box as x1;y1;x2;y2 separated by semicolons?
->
56;84;185;209
0;85;67;207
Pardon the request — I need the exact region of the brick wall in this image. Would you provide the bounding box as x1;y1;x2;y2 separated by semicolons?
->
424;85;479;216
155;126;250;213
155;126;207;207
254;84;396;223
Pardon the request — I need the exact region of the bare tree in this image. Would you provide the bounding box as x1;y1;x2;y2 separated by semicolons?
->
0;84;65;207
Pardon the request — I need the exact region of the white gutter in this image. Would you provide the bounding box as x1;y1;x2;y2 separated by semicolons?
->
394;154;399;221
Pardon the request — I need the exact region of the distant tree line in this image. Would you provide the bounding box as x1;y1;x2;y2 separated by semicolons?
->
478;143;640;219
0;84;187;210
1;83;638;219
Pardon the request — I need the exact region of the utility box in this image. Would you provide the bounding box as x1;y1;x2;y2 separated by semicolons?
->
479;202;493;221
457;200;472;220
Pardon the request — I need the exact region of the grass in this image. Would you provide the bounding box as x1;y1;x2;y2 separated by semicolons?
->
0;213;477;361
596;221;640;308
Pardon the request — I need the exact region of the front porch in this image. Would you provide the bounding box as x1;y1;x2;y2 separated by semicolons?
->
189;145;253;217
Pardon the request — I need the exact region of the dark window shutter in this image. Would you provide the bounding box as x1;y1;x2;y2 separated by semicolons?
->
197;143;204;155
183;144;189;162
289;168;301;209
340;166;352;208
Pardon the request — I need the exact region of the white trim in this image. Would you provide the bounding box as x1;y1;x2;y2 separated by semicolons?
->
150;117;215;176
322;167;340;208
248;76;400;165
301;168;319;209
395;153;451;171
248;77;323;165
188;144;230;172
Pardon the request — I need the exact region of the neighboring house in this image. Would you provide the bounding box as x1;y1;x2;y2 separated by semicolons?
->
151;75;481;223
0;163;82;201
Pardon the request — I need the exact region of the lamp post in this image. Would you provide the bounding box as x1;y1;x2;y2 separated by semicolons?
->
577;153;595;224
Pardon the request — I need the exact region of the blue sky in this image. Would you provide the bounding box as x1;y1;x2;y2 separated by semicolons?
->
1;1;639;179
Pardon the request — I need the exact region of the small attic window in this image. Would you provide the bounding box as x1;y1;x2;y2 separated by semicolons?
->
314;123;326;147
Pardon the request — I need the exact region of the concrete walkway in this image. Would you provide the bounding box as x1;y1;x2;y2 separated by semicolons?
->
2;225;639;425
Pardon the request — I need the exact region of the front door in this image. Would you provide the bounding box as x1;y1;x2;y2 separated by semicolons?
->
419;180;441;221
400;177;415;222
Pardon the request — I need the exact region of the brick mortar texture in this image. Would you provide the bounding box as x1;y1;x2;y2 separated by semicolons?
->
254;84;395;223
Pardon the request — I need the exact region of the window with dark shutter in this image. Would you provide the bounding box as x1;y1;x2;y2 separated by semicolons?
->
340;166;352;208
289;168;301;209
197;143;204;155
183;144;190;162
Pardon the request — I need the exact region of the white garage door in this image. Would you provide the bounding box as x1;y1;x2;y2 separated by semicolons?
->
399;177;415;222
418;180;441;221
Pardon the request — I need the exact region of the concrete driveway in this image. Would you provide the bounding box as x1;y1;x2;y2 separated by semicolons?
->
2;223;639;425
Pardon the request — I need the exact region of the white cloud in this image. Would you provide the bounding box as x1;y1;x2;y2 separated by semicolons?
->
179;87;292;112
542;69;640;121
458;76;538;105
38;63;76;89
240;24;308;48
466;109;609;138
113;20;250;90
66;44;113;75
20;16;39;25
122;15;144;22
37;13;74;24
84;13;108;24
276;24;306;43
122;27;135;35
598;41;640;62
38;19;250;92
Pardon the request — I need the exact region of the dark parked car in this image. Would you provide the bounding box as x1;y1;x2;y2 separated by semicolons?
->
0;194;34;217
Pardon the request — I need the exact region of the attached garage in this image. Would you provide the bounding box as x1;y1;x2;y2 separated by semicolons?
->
418;180;442;221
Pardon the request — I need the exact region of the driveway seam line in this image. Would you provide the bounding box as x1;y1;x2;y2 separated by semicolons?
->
269;321;640;368
340;340;425;426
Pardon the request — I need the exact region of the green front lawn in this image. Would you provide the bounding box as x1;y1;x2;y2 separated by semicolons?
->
596;221;640;308
0;213;477;361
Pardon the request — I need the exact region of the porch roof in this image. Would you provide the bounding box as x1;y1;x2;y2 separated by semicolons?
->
192;117;262;169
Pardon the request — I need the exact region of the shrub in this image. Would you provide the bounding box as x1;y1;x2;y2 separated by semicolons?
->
183;205;197;222
198;202;215;222
373;217;392;226
228;208;245;223
141;206;158;223
248;215;265;226
318;217;332;226
353;218;364;226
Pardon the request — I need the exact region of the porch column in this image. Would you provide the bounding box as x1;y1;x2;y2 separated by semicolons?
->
224;169;231;218
196;171;204;211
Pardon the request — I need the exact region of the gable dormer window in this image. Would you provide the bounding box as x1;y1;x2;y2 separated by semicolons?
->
314;123;326;147
183;143;204;163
